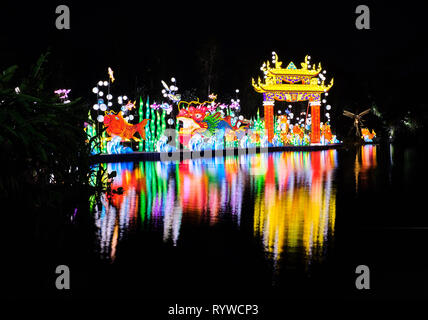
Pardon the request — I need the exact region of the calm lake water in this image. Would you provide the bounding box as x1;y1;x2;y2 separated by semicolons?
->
80;144;427;300
5;144;428;301
94;150;338;268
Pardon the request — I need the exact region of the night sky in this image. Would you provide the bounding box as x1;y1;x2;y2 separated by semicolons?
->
1;1;427;123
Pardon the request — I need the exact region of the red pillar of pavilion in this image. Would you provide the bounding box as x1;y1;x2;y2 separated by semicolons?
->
310;100;321;144
263;100;274;143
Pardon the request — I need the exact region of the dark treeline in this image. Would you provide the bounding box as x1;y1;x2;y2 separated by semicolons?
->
0;53;106;298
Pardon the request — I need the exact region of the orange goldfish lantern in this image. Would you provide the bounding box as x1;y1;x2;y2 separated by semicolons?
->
104;111;150;141
225;130;236;142
280;131;289;144
292;125;304;139
361;128;376;140
250;131;261;143
322;123;333;142
278;115;289;134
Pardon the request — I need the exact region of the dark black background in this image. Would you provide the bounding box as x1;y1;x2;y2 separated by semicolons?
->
1;1;427;123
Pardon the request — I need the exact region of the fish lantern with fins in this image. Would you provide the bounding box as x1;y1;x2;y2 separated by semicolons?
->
104;111;150;141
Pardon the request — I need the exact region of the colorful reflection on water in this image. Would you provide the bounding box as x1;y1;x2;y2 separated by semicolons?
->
253;151;337;267
90;150;360;268
354;145;378;193
92;158;246;261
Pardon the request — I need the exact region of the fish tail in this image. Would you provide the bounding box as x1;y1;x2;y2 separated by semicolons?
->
137;119;150;140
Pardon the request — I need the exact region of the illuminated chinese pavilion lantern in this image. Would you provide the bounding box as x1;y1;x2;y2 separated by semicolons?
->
252;53;334;144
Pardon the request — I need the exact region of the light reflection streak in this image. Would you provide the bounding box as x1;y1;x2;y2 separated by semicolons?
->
253;151;337;266
92;158;244;261
355;145;377;193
